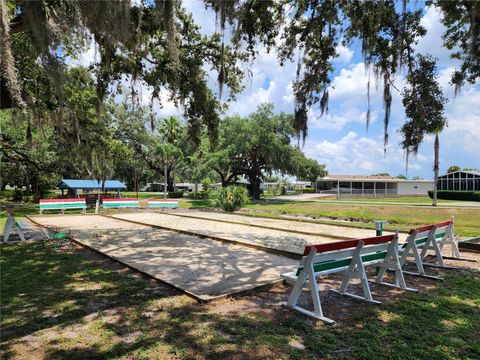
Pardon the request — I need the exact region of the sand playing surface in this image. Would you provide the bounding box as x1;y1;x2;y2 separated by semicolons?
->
113;212;340;254
113;211;406;254
29;215;298;300
171;210;407;241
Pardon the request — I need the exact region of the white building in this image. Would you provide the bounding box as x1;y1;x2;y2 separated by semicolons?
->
315;175;433;198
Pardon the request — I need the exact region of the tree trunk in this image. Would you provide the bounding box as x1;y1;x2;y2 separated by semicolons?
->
247;175;261;200
432;133;439;207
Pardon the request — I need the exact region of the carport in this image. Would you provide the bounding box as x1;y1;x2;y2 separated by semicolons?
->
56;179;127;199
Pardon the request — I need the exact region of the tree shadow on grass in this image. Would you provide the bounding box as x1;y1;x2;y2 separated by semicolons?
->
2;241;479;359
0;242;178;344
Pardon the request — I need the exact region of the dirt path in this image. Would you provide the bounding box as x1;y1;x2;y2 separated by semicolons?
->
29;215;298;300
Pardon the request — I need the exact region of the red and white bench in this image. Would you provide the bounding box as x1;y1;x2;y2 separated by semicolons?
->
39;198;87;215
399;218;461;279
102;198;140;213
282;232;413;324
147;199;179;209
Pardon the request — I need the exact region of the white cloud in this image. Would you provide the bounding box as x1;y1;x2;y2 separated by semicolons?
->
304;131;428;177
309;107;377;132
334;44;354;64
65;37;98;67
415;6;459;68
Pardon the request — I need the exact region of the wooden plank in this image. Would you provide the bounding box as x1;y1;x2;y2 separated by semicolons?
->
39;199;86;203
413;220;452;233
303;234;394;255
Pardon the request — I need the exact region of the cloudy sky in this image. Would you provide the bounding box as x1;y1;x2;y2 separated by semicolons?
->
73;2;480;180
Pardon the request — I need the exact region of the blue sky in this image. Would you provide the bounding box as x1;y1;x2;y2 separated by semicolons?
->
73;2;480;180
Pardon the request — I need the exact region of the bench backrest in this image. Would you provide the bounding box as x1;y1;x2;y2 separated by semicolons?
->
39;199;86;210
147;199;179;208
300;234;396;275
404;220;453;248
102;198;139;208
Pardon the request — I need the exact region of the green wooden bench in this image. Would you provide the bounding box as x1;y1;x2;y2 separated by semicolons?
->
282;232;413;324
399;218;461;279
39;198;86;215
147;199;179;209
102;198;139;213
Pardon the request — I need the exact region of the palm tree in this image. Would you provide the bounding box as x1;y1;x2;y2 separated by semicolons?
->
401;55;448;206
156;143;182;199
159;116;182;191
160;117;181;145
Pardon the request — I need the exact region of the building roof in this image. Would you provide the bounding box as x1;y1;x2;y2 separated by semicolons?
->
439;170;480;178
323;174;396;180
317;175;433;182
56;179;127;190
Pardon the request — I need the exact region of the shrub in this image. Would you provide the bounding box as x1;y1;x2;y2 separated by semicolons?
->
12;188;23;202
211;185;249;212
294;187;315;194
167;191;185;199
428;190;480;201
185;190;210;200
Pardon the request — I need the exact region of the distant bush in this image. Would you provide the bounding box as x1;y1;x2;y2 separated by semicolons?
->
211;185;249;212
428;190;480;201
185;190;210;200
294;187;315;194
167;191;184;199
0;190;14;200
12;188;24;201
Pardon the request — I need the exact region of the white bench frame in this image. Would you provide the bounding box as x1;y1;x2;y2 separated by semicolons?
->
2;212;26;243
399;218;461;279
282;232;413;324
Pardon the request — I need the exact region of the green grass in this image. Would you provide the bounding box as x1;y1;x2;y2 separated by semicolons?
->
2;197;479;237
1;242;479;359
241;199;480;237
315;197;462;204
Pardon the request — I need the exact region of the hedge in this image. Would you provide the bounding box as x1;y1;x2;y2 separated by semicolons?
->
167;191;185;199
185;191;210;199
294;187;315;194
428;190;480;201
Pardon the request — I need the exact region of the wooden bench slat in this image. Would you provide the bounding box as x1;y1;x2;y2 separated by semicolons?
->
303;234;395;255
411;220;452;234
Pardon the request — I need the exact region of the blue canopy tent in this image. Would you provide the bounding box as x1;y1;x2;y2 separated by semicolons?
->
56;179;127;198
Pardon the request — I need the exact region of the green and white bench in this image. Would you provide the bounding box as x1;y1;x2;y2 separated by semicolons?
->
399;218;460;279
147;199;179;209
39;199;86;215
282;232;412;324
102;198;139;213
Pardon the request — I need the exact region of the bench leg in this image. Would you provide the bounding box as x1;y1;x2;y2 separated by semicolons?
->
335;241;379;303
376;240;417;292
284;251;333;324
401;241;427;276
286;270;307;309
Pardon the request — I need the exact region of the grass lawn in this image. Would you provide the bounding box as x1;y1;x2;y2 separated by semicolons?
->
315;197;461;204
1;242;479;359
2;197;479;237
242;200;480;237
